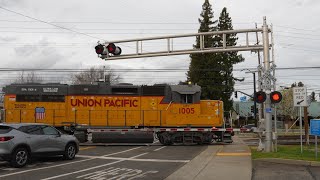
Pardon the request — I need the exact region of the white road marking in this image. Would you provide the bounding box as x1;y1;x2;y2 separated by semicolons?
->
2;168;16;171
76;167;158;179
76;155;190;163
102;147;141;157
43;159;125;180
0;158;94;178
154;146;166;151
41;153;148;180
0;147;142;178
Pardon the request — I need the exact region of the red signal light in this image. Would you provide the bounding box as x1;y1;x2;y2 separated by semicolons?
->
95;43;122;58
95;44;106;55
270;91;282;103
106;43;122;55
255;91;266;103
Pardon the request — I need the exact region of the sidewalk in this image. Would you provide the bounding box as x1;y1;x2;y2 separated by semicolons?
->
165;136;252;180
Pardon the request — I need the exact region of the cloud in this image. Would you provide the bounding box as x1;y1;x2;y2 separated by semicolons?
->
0;36;17;42
0;0;25;7
13;38;66;69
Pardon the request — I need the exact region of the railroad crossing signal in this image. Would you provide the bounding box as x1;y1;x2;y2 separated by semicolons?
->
254;91;282;104
95;43;122;58
254;91;266;103
270;91;282;103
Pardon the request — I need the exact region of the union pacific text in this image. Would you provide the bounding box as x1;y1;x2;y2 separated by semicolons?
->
71;99;139;107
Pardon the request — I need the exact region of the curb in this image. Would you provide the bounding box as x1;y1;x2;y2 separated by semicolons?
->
253;158;320;167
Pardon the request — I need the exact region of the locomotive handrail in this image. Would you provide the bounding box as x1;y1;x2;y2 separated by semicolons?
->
166;101;173;111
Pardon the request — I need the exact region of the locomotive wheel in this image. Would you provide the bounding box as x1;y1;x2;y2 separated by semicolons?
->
158;132;173;145
158;135;165;144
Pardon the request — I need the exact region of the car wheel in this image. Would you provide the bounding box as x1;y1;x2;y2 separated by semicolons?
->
63;143;76;160
11;147;29;168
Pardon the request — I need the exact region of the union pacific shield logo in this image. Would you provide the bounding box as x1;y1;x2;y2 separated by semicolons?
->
35;107;45;120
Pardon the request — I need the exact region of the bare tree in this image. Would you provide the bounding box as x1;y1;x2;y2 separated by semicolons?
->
71;66;121;85
14;71;43;83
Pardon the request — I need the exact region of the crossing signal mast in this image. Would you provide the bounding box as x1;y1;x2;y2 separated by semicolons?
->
93;17;276;152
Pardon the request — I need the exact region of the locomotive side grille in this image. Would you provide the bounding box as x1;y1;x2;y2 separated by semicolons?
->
112;88;139;95
142;86;166;96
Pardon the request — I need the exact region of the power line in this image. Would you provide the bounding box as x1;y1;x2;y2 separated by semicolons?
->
0;19;255;25
0;6;104;41
1;66;320;72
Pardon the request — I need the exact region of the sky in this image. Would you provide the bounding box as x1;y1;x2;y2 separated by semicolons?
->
0;0;320;100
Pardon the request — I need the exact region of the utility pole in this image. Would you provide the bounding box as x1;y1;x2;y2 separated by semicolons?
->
253;72;257;126
255;23;263;122
262;17;272;152
243;69;257;127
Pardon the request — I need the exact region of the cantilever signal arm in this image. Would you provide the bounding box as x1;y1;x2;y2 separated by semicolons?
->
235;90;253;98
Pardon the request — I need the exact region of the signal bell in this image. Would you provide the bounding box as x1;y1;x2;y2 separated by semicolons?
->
270;91;282;103
254;91;266;103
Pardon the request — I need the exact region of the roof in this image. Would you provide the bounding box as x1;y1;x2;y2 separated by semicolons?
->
170;85;201;94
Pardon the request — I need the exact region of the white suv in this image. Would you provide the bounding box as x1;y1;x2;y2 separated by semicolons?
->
0;123;79;167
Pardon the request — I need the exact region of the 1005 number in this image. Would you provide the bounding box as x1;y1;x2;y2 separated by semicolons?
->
179;108;195;114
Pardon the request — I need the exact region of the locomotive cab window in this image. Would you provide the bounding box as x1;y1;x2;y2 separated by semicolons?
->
181;94;193;104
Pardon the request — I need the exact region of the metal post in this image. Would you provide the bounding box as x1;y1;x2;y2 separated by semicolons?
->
300;106;303;153
262;16;272;152
314;135;318;160
253;72;257;126
274;105;277;152
271;23;277;152
316;136;318;159
255;23;263;122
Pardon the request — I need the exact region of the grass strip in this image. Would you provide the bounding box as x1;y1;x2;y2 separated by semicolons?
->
251;145;320;162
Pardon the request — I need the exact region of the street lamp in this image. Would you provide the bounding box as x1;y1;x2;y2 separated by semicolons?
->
242;69;258;127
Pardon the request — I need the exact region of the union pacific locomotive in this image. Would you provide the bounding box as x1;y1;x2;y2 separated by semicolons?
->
2;83;233;145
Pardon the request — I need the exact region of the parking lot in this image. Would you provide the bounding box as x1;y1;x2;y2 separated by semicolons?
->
0;142;209;180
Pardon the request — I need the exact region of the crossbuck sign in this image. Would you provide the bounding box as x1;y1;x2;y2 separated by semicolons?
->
293;87;307;107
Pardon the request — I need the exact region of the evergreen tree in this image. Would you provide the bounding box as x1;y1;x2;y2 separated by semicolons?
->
214;7;244;111
187;0;219;99
187;3;244;112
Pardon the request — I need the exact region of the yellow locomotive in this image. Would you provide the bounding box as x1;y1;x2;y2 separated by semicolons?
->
2;83;233;145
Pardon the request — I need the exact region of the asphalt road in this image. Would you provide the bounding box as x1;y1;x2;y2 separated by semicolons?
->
0;143;210;180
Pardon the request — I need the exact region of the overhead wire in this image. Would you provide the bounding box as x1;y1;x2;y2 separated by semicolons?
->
0;6;104;41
